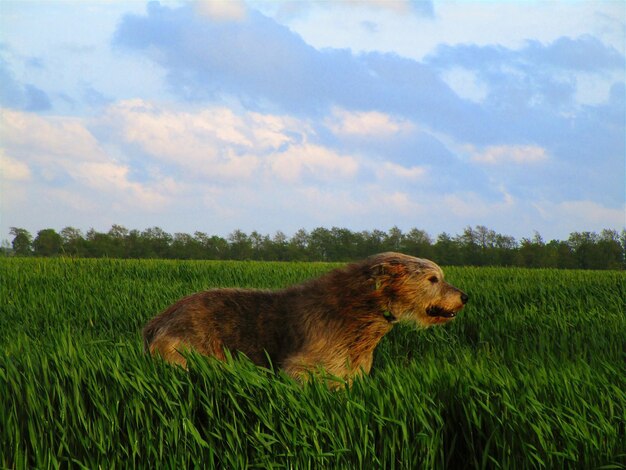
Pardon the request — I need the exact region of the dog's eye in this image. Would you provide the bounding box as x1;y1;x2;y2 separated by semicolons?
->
428;276;439;284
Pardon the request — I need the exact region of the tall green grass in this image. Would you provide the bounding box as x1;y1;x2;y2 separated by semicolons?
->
1;258;625;468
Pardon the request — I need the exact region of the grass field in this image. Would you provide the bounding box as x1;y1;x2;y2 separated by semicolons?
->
1;257;625;468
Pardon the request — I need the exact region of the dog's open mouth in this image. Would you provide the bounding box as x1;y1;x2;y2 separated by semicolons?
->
426;306;457;318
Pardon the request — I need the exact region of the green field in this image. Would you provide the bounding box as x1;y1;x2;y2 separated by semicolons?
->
1;258;625;468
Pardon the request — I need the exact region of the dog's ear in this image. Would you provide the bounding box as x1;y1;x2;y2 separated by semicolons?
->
370;263;387;277
370;260;405;278
368;263;388;291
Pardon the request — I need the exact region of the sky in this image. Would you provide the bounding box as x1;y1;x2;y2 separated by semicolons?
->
0;0;625;242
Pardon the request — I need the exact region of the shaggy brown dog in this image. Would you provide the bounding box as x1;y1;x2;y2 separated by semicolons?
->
143;252;467;382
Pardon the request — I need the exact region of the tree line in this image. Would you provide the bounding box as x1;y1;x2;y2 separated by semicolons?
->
5;225;625;270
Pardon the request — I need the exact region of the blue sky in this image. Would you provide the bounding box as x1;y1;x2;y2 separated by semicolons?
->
1;0;624;241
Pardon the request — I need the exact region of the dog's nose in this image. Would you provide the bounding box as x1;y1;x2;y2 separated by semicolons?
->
460;293;469;304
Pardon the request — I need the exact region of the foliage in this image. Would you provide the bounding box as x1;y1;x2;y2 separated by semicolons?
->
1;258;625;468
9;227;32;256
4;225;626;269
32;229;63;256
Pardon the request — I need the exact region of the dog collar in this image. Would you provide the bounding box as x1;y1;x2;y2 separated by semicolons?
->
382;310;397;323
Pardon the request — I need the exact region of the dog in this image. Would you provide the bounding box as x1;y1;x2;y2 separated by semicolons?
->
143;252;468;382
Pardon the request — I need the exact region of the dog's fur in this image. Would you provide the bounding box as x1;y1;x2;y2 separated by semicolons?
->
143;252;467;381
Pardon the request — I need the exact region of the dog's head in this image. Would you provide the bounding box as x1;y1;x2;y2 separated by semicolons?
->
368;252;468;327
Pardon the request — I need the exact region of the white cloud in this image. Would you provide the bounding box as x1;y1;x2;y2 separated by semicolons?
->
296;186;366;219
70;161;169;210
106;99;249;157
1;108;105;163
574;70;623;106
268;144;359;183
0;152;31;181
1;100;621;241
377;190;421;215
0;107;175;211
469;145;549;165
104;100;361;184
376;162;426;181
47;188;97;212
440;67;488;103
294;186;424;223
327;107;415;137
350;1;423;14
248;112;308;149
441;191;516;219
534;200;625;228
285;2;624;61
195;0;247;21
104;100;318;181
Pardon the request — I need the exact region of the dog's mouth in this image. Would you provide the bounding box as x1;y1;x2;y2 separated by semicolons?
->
426;306;458;319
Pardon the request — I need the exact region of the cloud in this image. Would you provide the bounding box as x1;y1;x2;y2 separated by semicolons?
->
113;3;467;126
376;162;426;181
71;161;168;210
469;145;548;165
0;152;31;181
326;107;415;137
533;200;626;231
102;99;284;181
268;144;359;183
256;0;434;22
426;36;625;113
350;1;433;17
100;99;363;185
0;58;52;111
0;108;174;211
2;1;623;242
195;0;247;22
292;186;425;226
440;67;488;103
525;36;624;72
1;108;105;163
112;2;624;171
428;36;624;73
23;84;52;111
440;191;516;220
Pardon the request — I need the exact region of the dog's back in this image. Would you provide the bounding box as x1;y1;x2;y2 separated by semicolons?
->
143;288;304;368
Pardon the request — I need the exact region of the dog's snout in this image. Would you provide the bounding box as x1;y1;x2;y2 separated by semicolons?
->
460;292;469;304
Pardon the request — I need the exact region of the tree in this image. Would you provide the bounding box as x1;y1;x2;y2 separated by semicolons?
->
4;224;624;267
597;229;624;270
288;229;309;260
171;232;201;259
60;227;86;256
493;233;517;266
9;227;32;256
456;226;481;265
228;229;252;260
85;228;115;258
568;231;604;269
107;225;130;258
385;226;404;252
270;231;289;261
434;232;460;265
0;239;11;256
141;227;173;258
360;230;386;257
33;229;63;256
518;231;545;268
403;228;433;259
309;227;333;261
543;240;576;269
619;229;626;269
328;227;359;260
194;232;228;259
